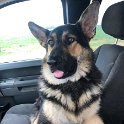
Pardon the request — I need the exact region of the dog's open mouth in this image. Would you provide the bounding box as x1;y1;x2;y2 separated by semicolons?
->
49;56;77;79
51;63;77;79
53;70;64;78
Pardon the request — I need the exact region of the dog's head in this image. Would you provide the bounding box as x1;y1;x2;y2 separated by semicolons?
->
28;1;100;84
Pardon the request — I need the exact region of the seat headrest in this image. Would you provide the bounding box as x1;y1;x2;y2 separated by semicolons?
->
102;1;124;40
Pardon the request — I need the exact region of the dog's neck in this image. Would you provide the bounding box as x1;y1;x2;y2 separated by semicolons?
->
39;65;102;115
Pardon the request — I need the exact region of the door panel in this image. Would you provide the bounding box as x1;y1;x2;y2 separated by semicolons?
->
0;60;41;79
0;59;41;105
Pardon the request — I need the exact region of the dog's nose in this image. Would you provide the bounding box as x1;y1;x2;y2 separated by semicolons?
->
47;59;56;66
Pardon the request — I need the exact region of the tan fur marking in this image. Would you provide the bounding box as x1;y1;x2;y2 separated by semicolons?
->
62;31;69;41
43;100;101;124
68;41;83;57
31;114;39;124
43;100;69;124
79;86;101;107
30;109;40;124
80;61;91;73
84;114;104;124
47;33;57;56
47;45;52;56
62;31;77;43
79;99;100;121
47;32;57;55
51;33;57;40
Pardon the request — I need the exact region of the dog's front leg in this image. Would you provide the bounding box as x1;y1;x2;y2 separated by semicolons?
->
84;114;104;124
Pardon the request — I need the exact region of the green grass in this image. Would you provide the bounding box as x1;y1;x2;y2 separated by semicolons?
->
90;26;116;50
0;26;124;57
0;36;40;56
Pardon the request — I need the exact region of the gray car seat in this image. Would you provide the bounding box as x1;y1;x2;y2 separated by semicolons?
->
1;104;33;124
95;1;124;124
1;1;124;124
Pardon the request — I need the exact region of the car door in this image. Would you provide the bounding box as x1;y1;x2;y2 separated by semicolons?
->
0;60;41;104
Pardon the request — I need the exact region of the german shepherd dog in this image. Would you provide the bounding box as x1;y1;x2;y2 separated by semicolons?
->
28;1;104;124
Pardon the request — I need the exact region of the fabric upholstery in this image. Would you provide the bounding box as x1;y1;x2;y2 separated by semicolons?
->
1;114;30;124
97;1;124;122
94;44;124;124
6;104;34;115
102;1;124;39
94;44;124;83
1;104;33;124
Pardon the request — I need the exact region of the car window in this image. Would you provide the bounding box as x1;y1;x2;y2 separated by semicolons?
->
90;0;124;50
0;0;123;64
0;0;63;63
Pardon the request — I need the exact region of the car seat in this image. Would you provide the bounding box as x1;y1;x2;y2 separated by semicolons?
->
94;1;124;124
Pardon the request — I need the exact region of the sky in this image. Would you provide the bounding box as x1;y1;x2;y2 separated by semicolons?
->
0;0;121;37
0;0;64;37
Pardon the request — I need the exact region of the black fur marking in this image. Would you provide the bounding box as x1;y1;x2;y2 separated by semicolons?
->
38;108;52;124
34;96;44;111
41;91;100;115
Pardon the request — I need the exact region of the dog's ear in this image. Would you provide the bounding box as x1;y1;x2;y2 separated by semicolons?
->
28;22;49;48
78;1;100;39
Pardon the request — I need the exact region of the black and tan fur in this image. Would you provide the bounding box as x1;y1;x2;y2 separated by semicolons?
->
28;1;104;124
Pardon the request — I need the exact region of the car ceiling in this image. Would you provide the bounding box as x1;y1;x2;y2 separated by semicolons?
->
0;0;28;9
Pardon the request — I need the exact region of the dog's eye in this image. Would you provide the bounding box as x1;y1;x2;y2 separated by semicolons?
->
48;40;54;47
67;37;75;45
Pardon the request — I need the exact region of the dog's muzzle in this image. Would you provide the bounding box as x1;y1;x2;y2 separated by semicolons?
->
47;59;64;78
47;54;77;79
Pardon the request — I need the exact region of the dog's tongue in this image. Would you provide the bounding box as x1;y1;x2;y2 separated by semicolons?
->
53;70;64;78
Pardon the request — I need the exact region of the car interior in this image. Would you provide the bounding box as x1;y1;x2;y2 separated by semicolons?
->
0;0;124;124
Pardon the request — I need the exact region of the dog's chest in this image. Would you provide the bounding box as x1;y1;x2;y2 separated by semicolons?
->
42;100;81;124
42;98;100;124
39;77;101;124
